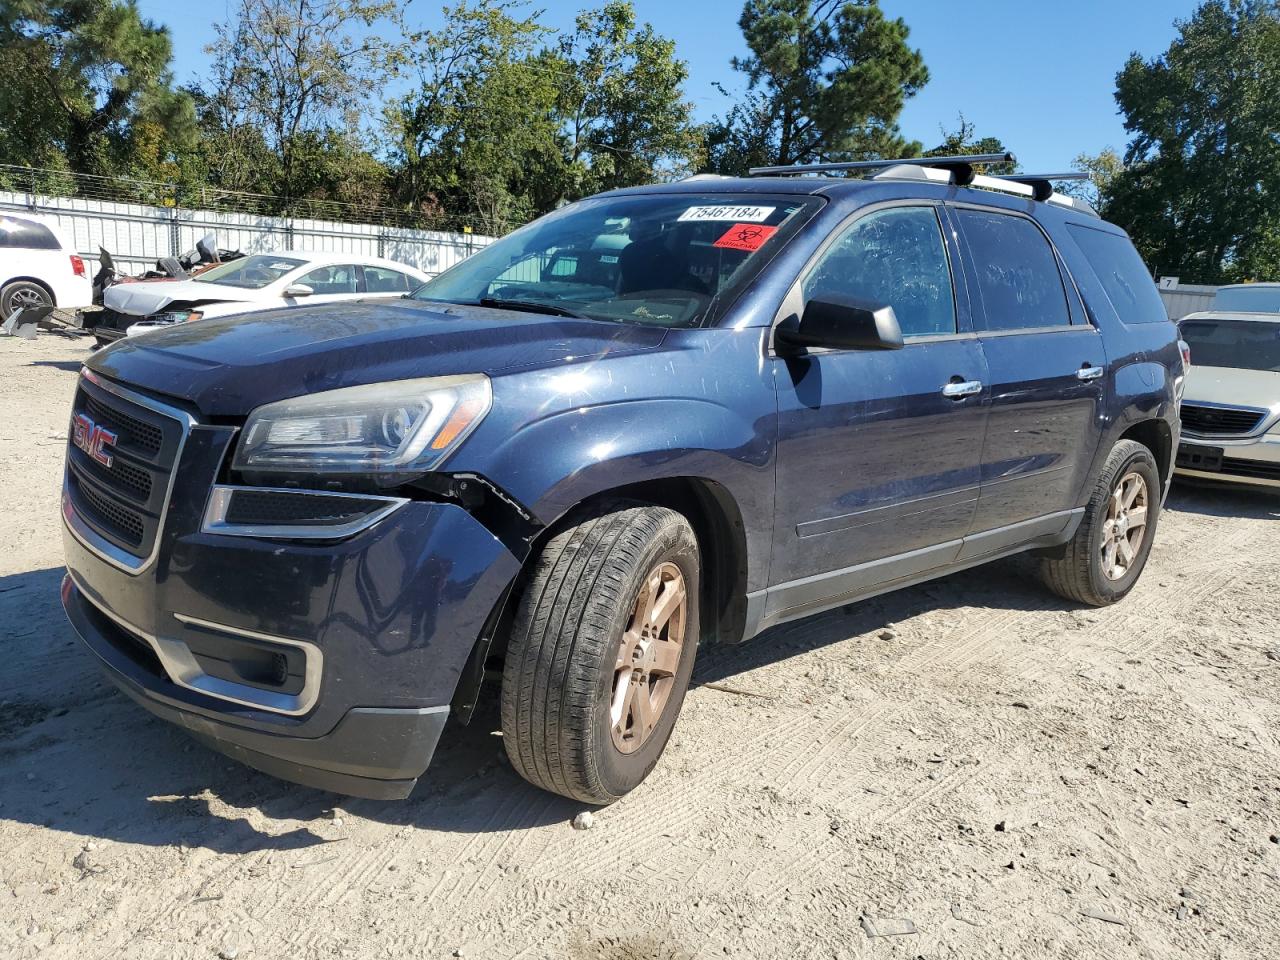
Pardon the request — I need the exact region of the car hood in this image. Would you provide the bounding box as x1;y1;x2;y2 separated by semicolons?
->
104;279;265;316
1183;365;1280;411
86;298;669;416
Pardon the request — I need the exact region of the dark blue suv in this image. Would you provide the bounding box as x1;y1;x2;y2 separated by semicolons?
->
60;156;1183;803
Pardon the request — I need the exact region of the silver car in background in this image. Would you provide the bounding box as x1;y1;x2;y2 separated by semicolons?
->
1175;284;1280;488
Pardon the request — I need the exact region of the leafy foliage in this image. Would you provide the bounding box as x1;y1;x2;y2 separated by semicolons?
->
386;1;701;230
202;0;407;206
386;1;558;232
705;0;928;173
1105;0;1280;282
922;116;1014;175
543;1;701;203
0;0;195;188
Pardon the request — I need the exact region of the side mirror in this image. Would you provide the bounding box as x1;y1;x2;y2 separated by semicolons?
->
284;283;313;297
776;296;904;352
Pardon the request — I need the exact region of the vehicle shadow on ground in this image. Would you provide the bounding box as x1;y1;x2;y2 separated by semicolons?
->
27;359;85;372
0;557;1062;850
1166;480;1280;520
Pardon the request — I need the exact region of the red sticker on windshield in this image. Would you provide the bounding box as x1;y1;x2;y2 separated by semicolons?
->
713;223;778;252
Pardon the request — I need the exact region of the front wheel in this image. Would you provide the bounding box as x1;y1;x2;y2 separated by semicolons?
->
500;502;700;804
1036;439;1162;606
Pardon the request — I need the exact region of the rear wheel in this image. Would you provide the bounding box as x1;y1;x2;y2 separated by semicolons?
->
500;501;700;804
1;280;52;320
1037;439;1161;606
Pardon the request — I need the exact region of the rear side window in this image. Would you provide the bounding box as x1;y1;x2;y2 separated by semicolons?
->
956;209;1070;331
0;216;60;250
803;206;957;338
363;266;411;293
1068;225;1167;324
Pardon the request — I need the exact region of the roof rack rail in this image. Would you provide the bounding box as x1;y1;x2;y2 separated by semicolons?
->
746;153;1101;218
999;172;1090;202
748;153;1015;185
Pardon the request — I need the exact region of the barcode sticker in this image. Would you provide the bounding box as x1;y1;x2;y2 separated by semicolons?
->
677;205;776;223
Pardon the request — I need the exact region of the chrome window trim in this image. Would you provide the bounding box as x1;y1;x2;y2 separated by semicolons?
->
201;485;410;540
973;324;1100;339
68;569;323;716
63;369;198;576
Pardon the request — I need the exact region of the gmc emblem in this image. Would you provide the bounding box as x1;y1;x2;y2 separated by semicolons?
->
72;414;118;468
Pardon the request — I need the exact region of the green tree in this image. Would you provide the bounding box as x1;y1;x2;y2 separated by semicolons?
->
0;0;195;188
1107;0;1280;282
541;1;702;206
1062;147;1123;209
706;0;928;173
922;115;1014;174
388;1;700;228
386;0;558;232
205;0;407;206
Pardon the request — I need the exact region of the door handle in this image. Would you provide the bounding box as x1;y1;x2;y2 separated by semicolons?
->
941;379;983;399
1077;365;1105;381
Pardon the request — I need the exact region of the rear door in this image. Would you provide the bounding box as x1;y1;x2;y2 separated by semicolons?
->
361;265;415;296
767;202;989;623
947;205;1106;557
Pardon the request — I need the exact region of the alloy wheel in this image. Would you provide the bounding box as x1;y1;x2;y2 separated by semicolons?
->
610;561;687;754
1101;470;1149;581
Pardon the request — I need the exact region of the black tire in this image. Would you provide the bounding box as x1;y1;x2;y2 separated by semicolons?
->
500;501;700;804
1037;439;1162;606
1;280;53;320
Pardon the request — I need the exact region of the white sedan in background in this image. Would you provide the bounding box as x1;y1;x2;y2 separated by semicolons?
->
93;250;430;344
1175;287;1280;489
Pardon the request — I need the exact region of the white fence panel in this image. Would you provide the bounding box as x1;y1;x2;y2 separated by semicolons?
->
0;191;494;280
1157;282;1218;320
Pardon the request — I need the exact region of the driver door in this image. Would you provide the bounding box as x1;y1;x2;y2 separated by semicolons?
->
766;203;989;624
287;264;364;307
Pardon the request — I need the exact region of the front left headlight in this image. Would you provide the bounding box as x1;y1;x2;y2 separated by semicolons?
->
232;374;491;476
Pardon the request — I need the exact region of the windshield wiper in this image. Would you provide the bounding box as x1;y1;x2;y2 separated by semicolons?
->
477;297;589;319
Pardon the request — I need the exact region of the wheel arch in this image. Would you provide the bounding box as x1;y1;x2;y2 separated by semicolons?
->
1;275;57;306
451;475;752;724
1118;417;1174;486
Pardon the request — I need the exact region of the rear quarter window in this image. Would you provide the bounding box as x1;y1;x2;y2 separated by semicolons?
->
0;216;60;250
1067;224;1167;324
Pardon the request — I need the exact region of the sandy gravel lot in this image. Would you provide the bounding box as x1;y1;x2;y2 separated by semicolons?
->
2;334;1278;960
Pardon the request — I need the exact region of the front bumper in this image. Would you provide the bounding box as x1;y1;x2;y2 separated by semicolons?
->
1175;431;1280;489
64;573;447;799
60;376;522;798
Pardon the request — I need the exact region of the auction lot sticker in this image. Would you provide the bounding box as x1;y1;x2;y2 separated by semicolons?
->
677;205;776;223
713;223;779;252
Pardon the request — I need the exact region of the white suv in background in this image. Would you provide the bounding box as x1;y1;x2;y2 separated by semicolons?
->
1175;287;1280;489
0;212;92;319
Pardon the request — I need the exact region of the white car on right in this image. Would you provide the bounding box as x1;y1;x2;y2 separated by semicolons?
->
1175;283;1280;488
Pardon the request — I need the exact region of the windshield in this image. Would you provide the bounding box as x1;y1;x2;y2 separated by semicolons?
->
1180;317;1280;372
1213;286;1280;314
413;193;821;327
194;255;305;290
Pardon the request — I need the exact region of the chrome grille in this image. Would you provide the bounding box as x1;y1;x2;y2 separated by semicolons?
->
64;374;186;563
1180;404;1266;437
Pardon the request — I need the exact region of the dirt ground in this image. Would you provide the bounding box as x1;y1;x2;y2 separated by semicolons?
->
2;333;1278;960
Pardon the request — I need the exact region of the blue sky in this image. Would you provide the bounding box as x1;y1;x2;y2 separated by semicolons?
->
138;0;1204;172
